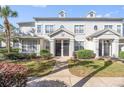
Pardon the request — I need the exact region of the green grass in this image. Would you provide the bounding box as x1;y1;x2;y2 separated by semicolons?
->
68;59;124;77
14;60;56;77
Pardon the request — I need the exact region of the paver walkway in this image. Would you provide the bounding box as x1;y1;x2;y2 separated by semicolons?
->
27;57;124;87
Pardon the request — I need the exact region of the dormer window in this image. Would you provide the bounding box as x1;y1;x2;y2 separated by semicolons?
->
90;13;93;17
94;25;98;30
87;10;96;18
58;10;66;18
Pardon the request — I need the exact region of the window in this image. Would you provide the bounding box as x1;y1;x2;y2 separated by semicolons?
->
104;25;113;29
117;25;121;34
94;25;98;30
90;13;93;17
22;40;37;53
13;42;19;48
74;25;84;34
45;25;54;33
37;25;42;33
74;41;84;51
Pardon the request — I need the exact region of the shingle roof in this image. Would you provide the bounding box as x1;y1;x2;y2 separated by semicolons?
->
33;17;124;21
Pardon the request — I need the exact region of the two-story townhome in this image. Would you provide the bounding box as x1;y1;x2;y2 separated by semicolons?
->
16;10;124;58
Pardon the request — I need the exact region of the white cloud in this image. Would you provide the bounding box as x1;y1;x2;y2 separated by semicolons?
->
32;5;47;8
96;11;119;18
104;13;112;17
96;14;103;18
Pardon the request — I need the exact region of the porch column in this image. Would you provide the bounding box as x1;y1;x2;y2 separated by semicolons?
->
37;39;40;56
40;39;44;50
19;39;22;53
69;39;74;57
61;40;64;57
50;39;55;56
94;38;99;57
112;39;119;57
102;40;104;56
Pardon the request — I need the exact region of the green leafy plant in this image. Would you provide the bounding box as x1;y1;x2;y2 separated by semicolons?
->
40;50;52;59
119;51;124;59
76;49;95;59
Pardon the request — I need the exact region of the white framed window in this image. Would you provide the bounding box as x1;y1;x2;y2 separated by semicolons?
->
74;25;84;34
104;25;113;29
45;25;54;33
13;42;19;48
74;41;84;51
117;25;121;34
22;40;37;53
94;25;98;30
37;25;42;33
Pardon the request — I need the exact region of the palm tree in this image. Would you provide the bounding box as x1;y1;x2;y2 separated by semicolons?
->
0;6;18;53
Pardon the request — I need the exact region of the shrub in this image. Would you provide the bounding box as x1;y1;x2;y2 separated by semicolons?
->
4;53;37;60
76;49;95;59
0;48;19;54
0;48;7;54
11;48;20;53
119;51;124;59
0;63;27;87
40;50;52;59
4;52;19;60
0;53;5;61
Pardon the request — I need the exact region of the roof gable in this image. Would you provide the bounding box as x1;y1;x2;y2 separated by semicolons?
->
87;29;120;40
49;27;74;37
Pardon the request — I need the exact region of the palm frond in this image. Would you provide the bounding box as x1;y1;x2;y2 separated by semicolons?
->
11;11;18;17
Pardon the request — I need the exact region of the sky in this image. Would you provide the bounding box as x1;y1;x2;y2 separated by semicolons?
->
0;5;124;27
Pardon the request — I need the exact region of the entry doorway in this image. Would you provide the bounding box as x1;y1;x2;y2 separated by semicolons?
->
99;40;112;56
55;40;69;56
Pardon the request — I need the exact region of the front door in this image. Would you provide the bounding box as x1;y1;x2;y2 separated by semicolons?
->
99;40;112;56
55;40;69;56
104;40;110;56
55;40;61;56
63;40;69;56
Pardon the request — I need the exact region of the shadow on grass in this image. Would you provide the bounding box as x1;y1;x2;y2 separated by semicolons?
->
27;80;68;87
51;60;98;75
72;61;112;87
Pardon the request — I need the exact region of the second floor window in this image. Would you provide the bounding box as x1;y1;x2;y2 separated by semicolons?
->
94;25;98;30
37;25;42;33
74;25;84;34
45;25;54;33
104;25;113;29
117;25;121;34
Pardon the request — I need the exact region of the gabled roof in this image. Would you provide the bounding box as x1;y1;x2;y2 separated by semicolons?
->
49;27;74;37
87;29;120;39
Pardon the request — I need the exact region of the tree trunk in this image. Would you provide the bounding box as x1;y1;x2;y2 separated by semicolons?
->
4;17;11;53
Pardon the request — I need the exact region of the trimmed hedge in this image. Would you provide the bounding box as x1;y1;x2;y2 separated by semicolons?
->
4;53;37;60
0;63;27;87
0;48;19;54
76;49;95;59
119;51;124;59
40;50;52;59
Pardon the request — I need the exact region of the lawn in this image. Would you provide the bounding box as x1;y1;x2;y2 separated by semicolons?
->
14;60;56;77
68;59;124;77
